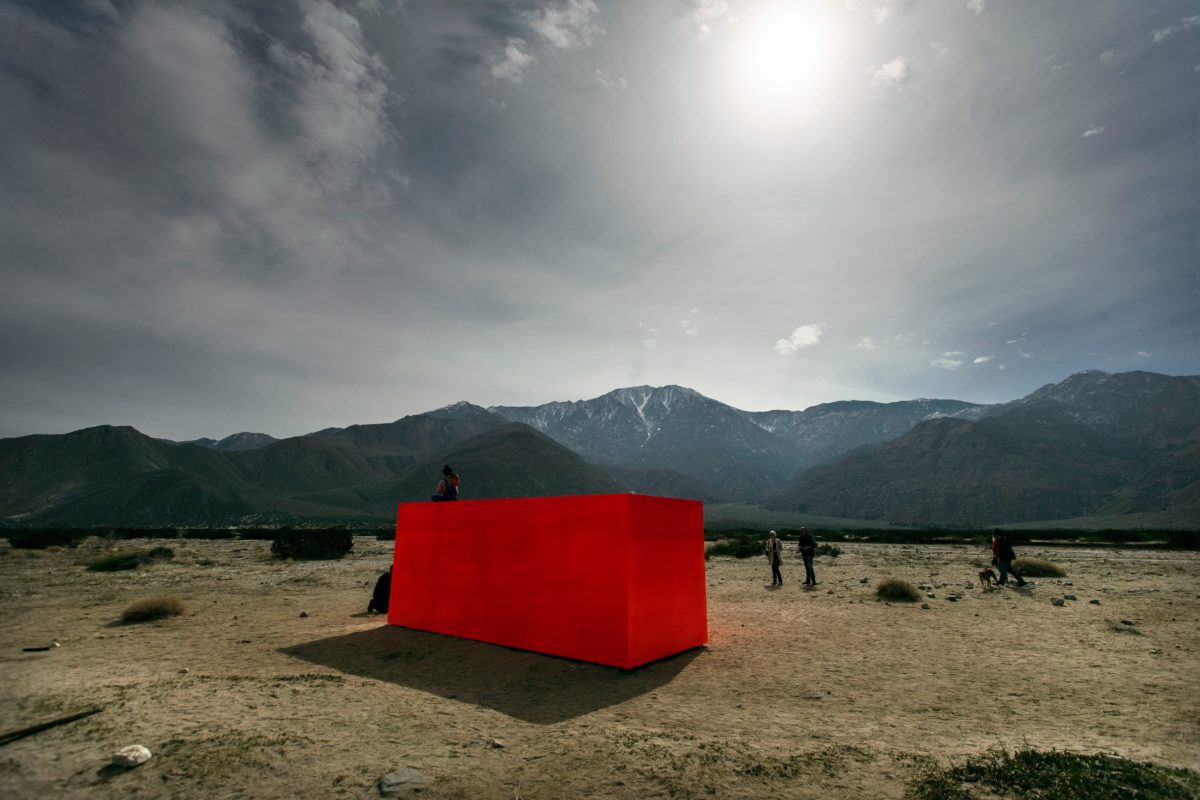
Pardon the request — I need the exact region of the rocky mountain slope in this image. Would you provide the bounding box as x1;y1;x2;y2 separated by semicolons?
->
768;371;1200;526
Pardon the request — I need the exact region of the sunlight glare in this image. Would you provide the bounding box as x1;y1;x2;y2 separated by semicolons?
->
733;2;845;108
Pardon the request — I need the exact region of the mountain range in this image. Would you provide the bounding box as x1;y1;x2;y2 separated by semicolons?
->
0;370;1196;528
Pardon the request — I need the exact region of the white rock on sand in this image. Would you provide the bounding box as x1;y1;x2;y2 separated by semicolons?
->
111;745;151;767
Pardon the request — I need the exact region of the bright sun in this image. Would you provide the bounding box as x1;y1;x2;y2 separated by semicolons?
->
733;2;844;107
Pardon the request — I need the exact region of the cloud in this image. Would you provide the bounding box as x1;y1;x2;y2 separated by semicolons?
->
1152;15;1200;44
856;337;878;350
973;356;991;364
1082;124;1106;138
524;0;602;50
775;324;824;356
1099;50;1121;67
966;0;985;15
594;68;626;90
869;57;910;90
274;0;399;191
690;0;729;43
491;38;535;82
1017;349;1034;359
680;318;698;336
637;322;658;349
930;42;951;59
1135;350;1151;358
930;356;963;370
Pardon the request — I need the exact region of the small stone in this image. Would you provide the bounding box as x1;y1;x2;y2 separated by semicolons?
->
926;593;936;599
1089;599;1101;605
179;667;189;674
51;641;60;648
1150;648;1162;655
299;611;309;618
112;745;152;767
1051;598;1066;607
1063;594;1077;601
947;595;959;602
860;577;868;584
379;768;427;796
490;738;506;749
1121;620;1136;626
921;603;929;610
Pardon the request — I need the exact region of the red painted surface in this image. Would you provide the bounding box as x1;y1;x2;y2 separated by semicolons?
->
388;494;707;669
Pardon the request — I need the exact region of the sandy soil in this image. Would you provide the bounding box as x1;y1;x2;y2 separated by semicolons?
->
1;537;1197;799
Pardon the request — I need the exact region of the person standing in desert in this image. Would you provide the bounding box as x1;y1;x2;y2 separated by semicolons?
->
796;527;817;586
765;530;784;586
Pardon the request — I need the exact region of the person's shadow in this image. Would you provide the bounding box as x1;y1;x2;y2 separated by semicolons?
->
279;624;701;724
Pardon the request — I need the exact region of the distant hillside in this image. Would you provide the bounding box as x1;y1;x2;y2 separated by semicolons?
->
747;398;981;468
768;371;1200;527
389;423;622;502
3;370;1195;528
493;385;807;499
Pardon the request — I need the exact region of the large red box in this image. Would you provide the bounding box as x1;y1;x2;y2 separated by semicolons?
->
388;494;707;669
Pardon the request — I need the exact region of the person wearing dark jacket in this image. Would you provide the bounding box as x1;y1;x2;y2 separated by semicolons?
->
431;465;459;501
368;566;391;614
796;527;817;586
991;528;1027;586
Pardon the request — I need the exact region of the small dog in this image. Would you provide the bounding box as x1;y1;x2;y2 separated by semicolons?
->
978;567;998;589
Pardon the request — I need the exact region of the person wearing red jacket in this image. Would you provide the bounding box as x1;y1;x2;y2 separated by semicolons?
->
992;528;1027;587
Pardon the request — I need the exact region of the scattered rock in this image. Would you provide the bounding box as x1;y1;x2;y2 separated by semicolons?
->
112;745;152;767
860;577;869;584
1089;599;1101;605
1063;594;1077;601
490;738;506;749
921;603;929;610
179;667;189;674
1121;620;1136;626
299;611;309;618
926;593;936;599
1150;648;1162;655
1051;598;1066;607
379;768;427;796
947;595;959;602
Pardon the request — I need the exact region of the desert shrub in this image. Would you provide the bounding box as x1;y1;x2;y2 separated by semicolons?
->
875;578;921;602
87;547;175;572
271;529;353;560
816;543;841;558
706;533;768;560
3;529;90;549
121;594;186;623
182;528;236;540
1012;556;1066;577
907;748;1200;800
237;529;278;540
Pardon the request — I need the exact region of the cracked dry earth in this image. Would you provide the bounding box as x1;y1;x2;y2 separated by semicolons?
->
1;537;1197;798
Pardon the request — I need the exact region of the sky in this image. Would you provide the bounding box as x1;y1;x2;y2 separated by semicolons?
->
1;0;1197;440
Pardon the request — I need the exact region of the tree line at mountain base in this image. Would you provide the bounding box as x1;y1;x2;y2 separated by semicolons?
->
3;526;1197;551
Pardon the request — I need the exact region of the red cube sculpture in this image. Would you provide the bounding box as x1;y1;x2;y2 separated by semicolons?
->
389;493;707;669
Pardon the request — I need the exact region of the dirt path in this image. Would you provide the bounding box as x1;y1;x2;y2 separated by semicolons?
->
1;538;1197;798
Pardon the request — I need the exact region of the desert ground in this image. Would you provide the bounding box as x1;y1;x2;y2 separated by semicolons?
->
1;536;1197;799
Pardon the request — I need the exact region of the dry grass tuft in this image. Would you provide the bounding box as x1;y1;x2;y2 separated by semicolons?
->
875;578;921;602
121;594;186;623
1012;556;1066;577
